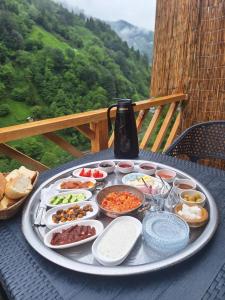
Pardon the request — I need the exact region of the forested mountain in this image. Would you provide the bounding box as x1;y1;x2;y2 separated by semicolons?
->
0;0;150;170
109;20;154;63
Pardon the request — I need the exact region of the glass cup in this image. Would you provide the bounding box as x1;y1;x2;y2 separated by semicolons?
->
164;188;180;212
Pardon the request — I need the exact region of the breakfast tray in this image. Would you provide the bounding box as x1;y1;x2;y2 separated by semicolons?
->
22;160;218;276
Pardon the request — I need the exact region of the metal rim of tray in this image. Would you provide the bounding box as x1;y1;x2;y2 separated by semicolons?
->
22;160;219;276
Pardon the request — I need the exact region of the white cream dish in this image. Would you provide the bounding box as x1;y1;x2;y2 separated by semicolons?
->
45;200;99;229
44;219;104;249
92;216;142;266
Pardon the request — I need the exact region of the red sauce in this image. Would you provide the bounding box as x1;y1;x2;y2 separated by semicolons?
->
51;225;96;245
141;165;155;170
119;163;132;168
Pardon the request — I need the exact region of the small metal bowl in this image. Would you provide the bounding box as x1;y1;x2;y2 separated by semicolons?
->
96;185;145;218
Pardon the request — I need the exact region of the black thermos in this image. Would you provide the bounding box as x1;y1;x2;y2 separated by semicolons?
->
107;99;139;158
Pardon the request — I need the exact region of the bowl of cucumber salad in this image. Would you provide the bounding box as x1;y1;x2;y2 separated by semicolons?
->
46;190;92;207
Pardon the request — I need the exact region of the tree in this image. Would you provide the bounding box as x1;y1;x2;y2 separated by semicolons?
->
16;138;44;161
0;12;24;50
11;86;30;102
0;104;10;116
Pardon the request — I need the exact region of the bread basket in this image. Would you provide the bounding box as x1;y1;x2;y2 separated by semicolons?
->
0;172;39;220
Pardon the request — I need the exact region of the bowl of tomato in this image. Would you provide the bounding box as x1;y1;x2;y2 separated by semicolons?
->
73;168;107;181
96;185;145;218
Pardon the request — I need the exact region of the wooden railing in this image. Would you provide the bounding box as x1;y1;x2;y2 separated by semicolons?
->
0;93;187;171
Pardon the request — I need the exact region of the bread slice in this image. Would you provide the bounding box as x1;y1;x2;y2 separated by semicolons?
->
5;169;20;182
0;196;17;209
18;166;37;181
5;175;32;200
0;173;6;200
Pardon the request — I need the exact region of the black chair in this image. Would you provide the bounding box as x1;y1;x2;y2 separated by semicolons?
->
164;121;225;163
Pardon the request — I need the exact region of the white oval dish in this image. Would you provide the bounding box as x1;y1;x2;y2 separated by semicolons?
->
92;216;142;266
46;190;92;207
72;168;107;181
55;177;96;192
45;200;99;229
44;219;104;249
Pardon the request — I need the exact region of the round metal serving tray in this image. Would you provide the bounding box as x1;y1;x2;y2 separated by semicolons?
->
22;160;219;276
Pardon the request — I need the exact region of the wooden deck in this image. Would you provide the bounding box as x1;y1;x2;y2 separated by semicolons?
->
0;93;187;171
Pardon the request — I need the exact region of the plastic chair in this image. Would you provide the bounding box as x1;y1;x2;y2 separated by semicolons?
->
164;121;225;162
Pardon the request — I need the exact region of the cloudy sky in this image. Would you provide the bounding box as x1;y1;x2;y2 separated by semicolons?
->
56;0;156;30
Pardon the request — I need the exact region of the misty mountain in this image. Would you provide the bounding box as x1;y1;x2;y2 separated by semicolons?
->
109;20;154;63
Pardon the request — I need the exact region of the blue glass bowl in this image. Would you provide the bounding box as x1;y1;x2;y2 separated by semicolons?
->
143;211;190;256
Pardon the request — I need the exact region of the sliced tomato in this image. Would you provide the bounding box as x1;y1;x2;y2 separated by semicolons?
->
85;170;92;177
79;168;85;176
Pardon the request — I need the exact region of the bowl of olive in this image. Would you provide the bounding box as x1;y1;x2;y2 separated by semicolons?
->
180;190;206;207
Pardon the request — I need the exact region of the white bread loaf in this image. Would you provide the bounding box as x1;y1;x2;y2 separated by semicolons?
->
18;166;37;181
0;173;6;200
0;196;17;209
5;175;32;200
5;169;20;182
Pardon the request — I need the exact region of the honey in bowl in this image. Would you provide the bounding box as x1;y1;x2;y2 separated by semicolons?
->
176;183;193;190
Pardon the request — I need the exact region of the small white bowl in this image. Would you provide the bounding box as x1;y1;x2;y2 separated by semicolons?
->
138;162;157;175
46;190;92;207
92;216;142;266
173;179;197;195
117;161;134;174
98;161;115;174
45;200;99;229
44;219;104;249
180;190;206;207
155;169;176;183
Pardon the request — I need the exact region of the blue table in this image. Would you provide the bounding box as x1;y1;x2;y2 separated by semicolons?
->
0;150;225;300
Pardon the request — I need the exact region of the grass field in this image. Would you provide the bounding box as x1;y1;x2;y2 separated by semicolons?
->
0;99;31;127
30;26;72;52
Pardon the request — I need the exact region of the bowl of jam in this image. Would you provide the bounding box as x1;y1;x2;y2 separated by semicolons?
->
155;169;177;183
138;162;157;175
98;161;116;174
117;161;134;174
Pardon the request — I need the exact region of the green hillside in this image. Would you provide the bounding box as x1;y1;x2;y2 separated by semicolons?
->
0;100;31;127
0;0;150;171
30;26;72;52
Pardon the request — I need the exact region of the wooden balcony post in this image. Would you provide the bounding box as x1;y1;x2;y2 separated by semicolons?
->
90;120;109;152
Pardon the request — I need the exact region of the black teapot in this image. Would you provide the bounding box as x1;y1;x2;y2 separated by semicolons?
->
107;98;139;158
